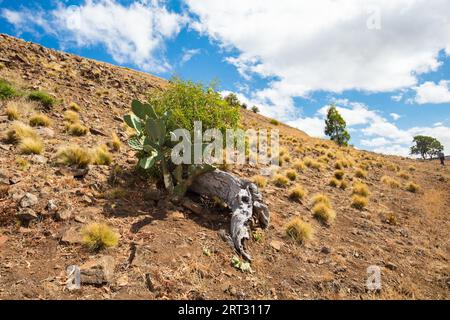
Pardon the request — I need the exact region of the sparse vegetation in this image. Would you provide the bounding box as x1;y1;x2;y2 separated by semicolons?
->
252;175;267;188
92;145;113;165
64;110;80;123
397;170;410;180
251;105;259;113
334;170;345;180
110;132;121;151
312;202;336;224
66;123;89;136
28;91;56;108
18;137;44;155
288;184;307;201
272;174;289;187
5;103;20;120
69;102;81;112
293;160;305;171
6;121;39;143
15;157;29;171
285;218;313;244
311;193;331;207
270;119;280;125
103;187;128;200
304;157;322;170
29;113;52;127
285;169;297;181
329;178;340;187
352;182;370;197
406;182;420;193
81;223;119;251
351;195;368;210
56;145;92;167
0;79;20;100
355;168;367;178
381;176;401;188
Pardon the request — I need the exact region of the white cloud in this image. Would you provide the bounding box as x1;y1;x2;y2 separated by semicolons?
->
391;94;403;102
1;0;186;73
390;113;401;120
180;48;201;65
186;0;450;109
413;80;450;104
286;117;325;138
434;122;443;126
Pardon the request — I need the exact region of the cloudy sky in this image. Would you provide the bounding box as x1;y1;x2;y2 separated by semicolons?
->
1;0;449;156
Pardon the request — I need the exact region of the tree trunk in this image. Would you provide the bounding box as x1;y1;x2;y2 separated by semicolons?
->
189;170;270;261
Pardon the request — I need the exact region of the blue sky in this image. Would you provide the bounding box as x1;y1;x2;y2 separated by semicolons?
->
1;0;449;156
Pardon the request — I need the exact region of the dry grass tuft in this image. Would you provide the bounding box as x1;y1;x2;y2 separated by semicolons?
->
288;184;307;201
397;170;410;180
252;175;267;188
272;174;289;187
355;168;367;178
334;170;345;180
6;121;39;143
69;102;81;112
5;103;19;120
110;132;121;151
293;160;305;171
381;176;401;188
285;169;297;181
92;145;113;165
329;178;340;187
405;182;420;193
66;123;89;136
311;193;331;207
56;145;92;167
81;223;119;251
312;202;336;224
29;113;52;127
351;195;368;210
18;137;44;154
285;218;313;244
352;181;370;197
64;110;80;123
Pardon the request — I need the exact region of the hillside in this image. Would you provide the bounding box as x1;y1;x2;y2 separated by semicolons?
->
0;34;449;300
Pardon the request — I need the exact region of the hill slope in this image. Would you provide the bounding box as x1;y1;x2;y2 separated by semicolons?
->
0;34;449;299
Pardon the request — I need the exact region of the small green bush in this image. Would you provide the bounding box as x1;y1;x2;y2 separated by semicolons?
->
0;79;20;100
28;91;56;108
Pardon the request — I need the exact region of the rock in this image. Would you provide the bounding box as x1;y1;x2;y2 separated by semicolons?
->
47;199;58;213
9;175;22;184
116;274;128;287
321;246;332;254
16;208;38;222
144;189;162;201
144;273;157;292
270;240;283;251
80;256;115;285
36;127;55;138
81;195;92;204
20;193;38;208
60;226;83;245
0;170;9;185
11;190;26;201
55;208;72;221
385;262;398;271
0;143;11;151
89;127;107;136
30;155;48;164
169;211;185;221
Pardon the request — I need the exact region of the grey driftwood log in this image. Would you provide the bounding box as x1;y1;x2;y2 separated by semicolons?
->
189;169;270;261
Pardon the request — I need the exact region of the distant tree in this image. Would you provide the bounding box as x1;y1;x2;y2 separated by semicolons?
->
224;93;240;107
251;105;259;113
241;103;247;109
324;104;350;146
410;135;443;159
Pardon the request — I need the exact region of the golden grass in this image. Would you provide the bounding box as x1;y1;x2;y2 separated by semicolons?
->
355;168;367;178
29;113;52;127
272;174;289;187
81;223;119;251
397;170;410;180
56;145;92;167
352;181;370;197
329;178;339;187
339;180;348;190
15;157;29;170
293;160;305;171
405;182;420;193
66;122;89;136
381;175;401;188
334;170;345;180
351;195;368;210
288;184;307;201
110;132;121;151
6;121;39;143
103;187;128;200
312;202;336;224
285;218;313;244
285;169;297;181
311;193;331;206
304;156;322;170
18;137;44;155
5;103;19;120
64;110;80;123
252;175;267;188
92;145;113;165
69;102;81;112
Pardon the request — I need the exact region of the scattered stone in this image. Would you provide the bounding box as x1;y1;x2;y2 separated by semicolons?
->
30;155;48;164
20;193;38;208
0;143;10;151
169;211;185;221
385;262;398;271
9;175;22;185
80;256;115;285
0;170;9;185
11;190;26;201
89;127;107;136
81;195;93;204
60;226;83;245
36;127;55;138
55;208;72;221
270;240;283;251
16;208;38;222
47;199;58;213
321;246;332;254
116;275;129;287
0;235;8;247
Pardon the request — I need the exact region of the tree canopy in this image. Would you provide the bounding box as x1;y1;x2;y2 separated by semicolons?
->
410;135;444;159
324;104;350;146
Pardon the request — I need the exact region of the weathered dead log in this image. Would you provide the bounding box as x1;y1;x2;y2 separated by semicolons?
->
189;170;269;261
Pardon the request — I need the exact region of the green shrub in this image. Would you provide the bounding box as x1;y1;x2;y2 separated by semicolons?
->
28;91;56;108
147;78;240;134
0;79;19;100
81;223;119;251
